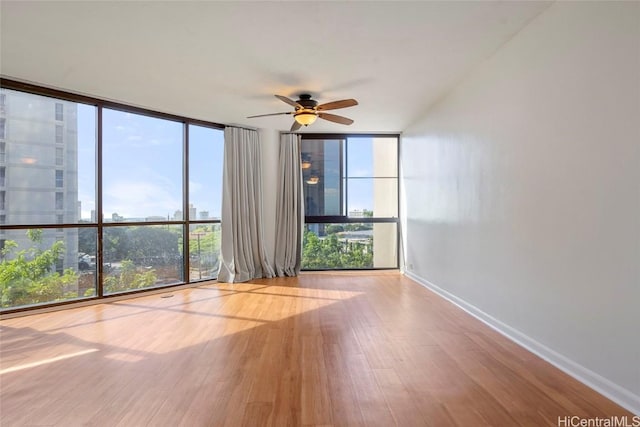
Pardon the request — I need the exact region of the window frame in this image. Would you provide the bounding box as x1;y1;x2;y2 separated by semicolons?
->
55;169;63;188
55;124;63;144
301;136;345;218
0;78;225;314
55;102;63;121
300;133;400;271
55;146;63;166
55;191;64;210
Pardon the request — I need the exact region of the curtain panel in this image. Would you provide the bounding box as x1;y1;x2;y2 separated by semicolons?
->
218;127;275;283
274;133;304;276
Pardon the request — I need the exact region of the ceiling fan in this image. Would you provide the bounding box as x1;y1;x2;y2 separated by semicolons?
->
247;94;358;131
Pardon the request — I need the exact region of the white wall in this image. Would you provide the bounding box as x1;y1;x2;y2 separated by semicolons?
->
402;1;639;413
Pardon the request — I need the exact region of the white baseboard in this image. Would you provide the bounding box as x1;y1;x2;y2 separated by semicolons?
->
404;271;640;416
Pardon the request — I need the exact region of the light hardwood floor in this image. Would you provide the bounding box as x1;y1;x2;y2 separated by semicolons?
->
0;272;633;426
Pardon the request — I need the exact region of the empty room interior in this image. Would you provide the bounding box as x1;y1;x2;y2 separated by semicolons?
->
0;1;638;426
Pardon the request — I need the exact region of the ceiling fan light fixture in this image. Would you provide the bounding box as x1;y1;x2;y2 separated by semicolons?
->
248;94;356;129
306;176;319;185
294;110;318;126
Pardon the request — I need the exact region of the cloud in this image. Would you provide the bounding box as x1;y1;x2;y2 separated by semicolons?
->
350;168;371;177
189;180;203;193
104;180;181;219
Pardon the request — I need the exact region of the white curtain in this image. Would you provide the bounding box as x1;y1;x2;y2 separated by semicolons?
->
217;127;275;283
274;133;304;276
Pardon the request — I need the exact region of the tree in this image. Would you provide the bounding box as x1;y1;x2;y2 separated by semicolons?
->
0;229;78;308
104;226;181;265
104;227;129;263
302;231;327;268
127;226;180;264
188;226;221;271
302;229;373;269
103;260;156;293
325;224;344;234
188;226;220;253
78;227;97;255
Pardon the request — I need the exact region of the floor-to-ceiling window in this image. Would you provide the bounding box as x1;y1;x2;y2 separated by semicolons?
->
0;80;223;312
301;134;399;269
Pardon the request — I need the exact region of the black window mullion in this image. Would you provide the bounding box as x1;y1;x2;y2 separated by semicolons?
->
304;216;398;224
301;133;400;271
342;138;347;216
183;122;190;284
0;80;225;314
96;105;104;298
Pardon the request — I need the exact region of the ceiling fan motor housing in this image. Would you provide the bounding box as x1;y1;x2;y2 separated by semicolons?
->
247;93;356;129
297;94;318;109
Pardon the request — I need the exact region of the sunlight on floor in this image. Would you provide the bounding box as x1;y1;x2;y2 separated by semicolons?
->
0;348;99;375
134;284;366;354
0;281;367;363
103;352;145;363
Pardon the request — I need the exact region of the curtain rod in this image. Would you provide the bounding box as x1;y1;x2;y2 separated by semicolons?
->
225;123;259;132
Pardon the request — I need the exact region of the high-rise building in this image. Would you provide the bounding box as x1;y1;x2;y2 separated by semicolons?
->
0;88;79;272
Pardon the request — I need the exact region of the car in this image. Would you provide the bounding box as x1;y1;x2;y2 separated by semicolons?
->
78;253;96;271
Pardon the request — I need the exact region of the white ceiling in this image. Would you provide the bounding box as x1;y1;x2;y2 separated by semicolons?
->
0;1;550;133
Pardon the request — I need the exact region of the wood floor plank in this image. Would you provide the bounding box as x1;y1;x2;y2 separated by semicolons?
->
347;352;397;426
372;367;429;426
301;334;334;426
322;339;367;426
0;272;634;426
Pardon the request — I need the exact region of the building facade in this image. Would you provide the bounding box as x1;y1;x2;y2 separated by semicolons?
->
0;88;79;272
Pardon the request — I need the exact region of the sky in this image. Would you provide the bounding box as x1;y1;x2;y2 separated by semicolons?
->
77;106;223;221
346;137;398;216
302;136;398;216
76;106;396;221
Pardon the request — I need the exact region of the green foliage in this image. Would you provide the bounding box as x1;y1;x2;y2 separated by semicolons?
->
302;229;373;269
189;226;220;254
188;226;220;269
104;226;181;264
325;224;344;234
103;226;128;263
127;227;180;261
102;226;177;294
104;260;157;293
0;231;79;308
78;227;97;255
1;226;186;309
342;223;373;232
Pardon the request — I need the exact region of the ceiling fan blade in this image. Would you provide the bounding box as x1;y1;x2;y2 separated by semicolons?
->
290;120;302;132
316;99;358;111
275;95;302;109
318;112;354;125
247;112;292;118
